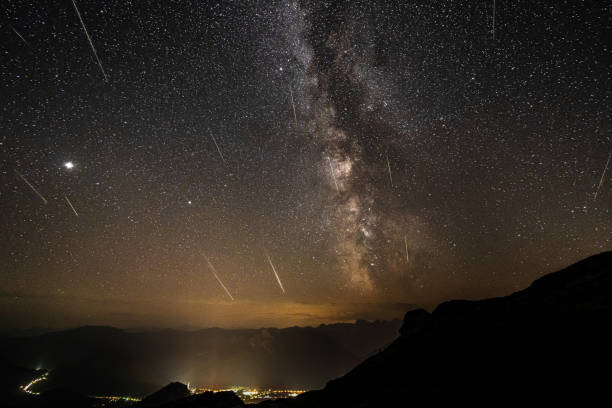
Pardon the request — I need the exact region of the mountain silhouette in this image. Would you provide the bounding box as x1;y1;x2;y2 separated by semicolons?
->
139;386;243;408
1;319;401;396
137;382;190;407
259;251;612;407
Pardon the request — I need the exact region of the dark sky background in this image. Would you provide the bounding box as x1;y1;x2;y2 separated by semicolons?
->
1;0;609;329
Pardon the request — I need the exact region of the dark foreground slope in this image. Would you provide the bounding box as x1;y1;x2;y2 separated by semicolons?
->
261;251;612;407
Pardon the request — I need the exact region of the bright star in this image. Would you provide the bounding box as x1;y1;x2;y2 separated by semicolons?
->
64;162;74;169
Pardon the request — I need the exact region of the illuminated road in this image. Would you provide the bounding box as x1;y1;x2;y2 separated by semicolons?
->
19;370;141;403
20;372;48;395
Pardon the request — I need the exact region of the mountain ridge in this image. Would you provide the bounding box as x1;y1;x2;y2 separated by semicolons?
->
0;318;402;397
261;251;612;407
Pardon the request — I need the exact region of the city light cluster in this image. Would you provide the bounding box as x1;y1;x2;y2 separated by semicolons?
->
192;386;305;402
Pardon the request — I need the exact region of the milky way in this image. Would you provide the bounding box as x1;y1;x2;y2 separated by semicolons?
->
0;0;609;329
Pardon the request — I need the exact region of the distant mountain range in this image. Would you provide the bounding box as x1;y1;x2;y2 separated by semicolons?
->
2;251;610;407
0;318;401;398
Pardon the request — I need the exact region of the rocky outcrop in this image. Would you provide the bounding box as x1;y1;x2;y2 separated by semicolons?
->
263;251;612;407
137;382;191;407
398;308;429;336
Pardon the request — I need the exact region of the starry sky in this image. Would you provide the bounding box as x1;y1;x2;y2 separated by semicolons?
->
1;0;609;330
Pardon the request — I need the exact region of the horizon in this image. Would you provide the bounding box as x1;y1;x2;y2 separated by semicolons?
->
3;250;606;332
0;314;403;335
2;252;610;405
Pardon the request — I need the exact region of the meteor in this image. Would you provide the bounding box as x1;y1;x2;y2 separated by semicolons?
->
209;130;226;164
203;254;234;301
386;155;393;187
594;151;611;201
15;170;47;204
64;194;79;216
11;26;29;47
71;0;108;82
289;84;298;126
404;235;409;263
266;252;286;294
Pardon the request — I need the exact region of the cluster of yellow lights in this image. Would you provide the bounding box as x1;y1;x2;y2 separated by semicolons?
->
21;372;140;403
20;373;48;395
193;386;305;401
21;373;303;403
93;395;141;402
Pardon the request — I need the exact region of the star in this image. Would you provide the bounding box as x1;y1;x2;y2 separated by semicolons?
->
64;162;74;169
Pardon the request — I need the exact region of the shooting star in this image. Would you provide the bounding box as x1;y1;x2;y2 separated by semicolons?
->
492;0;496;39
266;252;285;294
386;155;393;187
71;0;108;82
209;130;226;164
11;26;29;47
404;235;409;263
15;170;47;204
594;151;611;201
289;84;298;127
328;156;339;192
203;254;234;301
64;194;79;216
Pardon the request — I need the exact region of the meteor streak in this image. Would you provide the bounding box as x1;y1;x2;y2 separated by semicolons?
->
328;156;339;191
404;235;409;263
11;26;29;46
386;155;393;187
15;170;47;204
71;0;108;82
209;130;226;164
204;254;234;301
64;194;79;216
266;252;286;294
594;151;611;201
289;84;298;126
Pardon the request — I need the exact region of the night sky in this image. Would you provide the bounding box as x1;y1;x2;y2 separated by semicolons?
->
1;0;609;329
